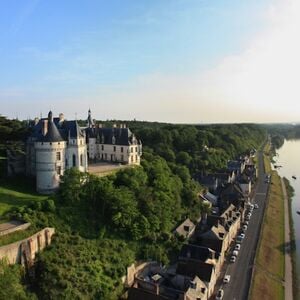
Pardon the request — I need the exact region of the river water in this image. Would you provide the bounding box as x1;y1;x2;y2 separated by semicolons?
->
275;139;300;279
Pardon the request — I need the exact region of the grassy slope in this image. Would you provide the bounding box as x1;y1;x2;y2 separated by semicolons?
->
0;177;48;216
250;144;285;300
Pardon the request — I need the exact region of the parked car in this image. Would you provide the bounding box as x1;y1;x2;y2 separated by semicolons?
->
235;244;241;251
230;256;236;263
254;204;259;209
223;275;231;284
233;250;239;256
238;234;245;240
216;288;224;299
244;221;249;226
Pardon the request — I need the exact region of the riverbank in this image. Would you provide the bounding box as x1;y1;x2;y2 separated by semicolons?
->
249;144;285;300
283;177;299;299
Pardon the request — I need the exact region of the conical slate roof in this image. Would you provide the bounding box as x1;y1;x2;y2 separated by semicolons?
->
40;121;64;142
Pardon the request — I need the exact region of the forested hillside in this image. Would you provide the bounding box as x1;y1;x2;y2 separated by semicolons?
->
0;120;266;299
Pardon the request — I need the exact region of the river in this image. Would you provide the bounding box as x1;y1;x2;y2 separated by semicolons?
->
275;139;300;280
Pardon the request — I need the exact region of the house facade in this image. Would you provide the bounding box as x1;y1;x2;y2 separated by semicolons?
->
85;109;142;165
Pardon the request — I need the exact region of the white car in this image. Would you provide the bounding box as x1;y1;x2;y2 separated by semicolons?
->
233;250;239;256
230;256;236;263
216;289;224;299
235;244;241;250
244;221;249;225
223;275;231;284
254;204;259;209
242;225;248;231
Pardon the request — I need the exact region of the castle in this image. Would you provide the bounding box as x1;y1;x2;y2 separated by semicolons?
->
26;110;142;194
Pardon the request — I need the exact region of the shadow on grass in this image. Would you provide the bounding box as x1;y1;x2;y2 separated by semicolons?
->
0;176;49;215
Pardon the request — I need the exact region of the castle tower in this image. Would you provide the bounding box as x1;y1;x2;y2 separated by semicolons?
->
65;120;88;172
34;111;67;194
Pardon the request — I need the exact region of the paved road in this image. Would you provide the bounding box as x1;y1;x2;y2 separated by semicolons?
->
221;150;269;300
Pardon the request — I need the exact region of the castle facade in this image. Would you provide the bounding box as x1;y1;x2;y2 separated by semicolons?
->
26;110;142;194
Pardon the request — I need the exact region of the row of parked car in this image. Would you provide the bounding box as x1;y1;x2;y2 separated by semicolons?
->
216;202;260;299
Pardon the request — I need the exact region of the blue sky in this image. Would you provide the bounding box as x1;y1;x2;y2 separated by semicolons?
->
1;0;299;122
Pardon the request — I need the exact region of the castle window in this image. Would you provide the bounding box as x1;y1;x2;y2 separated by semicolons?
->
135;155;138;162
135;146;138;152
131;147;133;153
113;146;116;152
131;156;133;163
56;166;61;175
121;147;123;153
80;154;83;166
56;152;61;161
72;154;76;167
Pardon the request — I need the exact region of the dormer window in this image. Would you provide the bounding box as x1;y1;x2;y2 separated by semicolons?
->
112;135;116;144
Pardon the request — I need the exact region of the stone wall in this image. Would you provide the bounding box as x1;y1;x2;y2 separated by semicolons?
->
0;227;55;266
0;222;31;237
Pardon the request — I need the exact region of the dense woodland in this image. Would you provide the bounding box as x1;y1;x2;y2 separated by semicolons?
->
0;116;268;299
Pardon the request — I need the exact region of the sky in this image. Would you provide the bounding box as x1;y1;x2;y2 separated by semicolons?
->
0;0;300;123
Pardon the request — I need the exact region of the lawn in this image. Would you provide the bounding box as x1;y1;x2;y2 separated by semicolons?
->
0;177;49;216
250;145;285;300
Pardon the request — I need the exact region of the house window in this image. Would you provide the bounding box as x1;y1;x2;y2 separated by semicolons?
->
56;166;61;175
135;146;138;152
72;154;76;167
101;145;104;151
121;155;124;161
113;146;116;152
121;147;123;153
105;153;107;160
65;159;68;167
80;154;83;166
131;147;133;153
135;155;138;162
131;156;133;163
111;154;113;161
101;154;104;160
56;152;61;161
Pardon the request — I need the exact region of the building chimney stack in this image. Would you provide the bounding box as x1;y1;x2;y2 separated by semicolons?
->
42;120;48;136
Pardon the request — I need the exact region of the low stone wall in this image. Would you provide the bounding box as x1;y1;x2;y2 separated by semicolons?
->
0;227;55;265
0;222;31;237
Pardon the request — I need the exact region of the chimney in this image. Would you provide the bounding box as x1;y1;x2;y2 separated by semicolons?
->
42;120;48;136
59;113;65;122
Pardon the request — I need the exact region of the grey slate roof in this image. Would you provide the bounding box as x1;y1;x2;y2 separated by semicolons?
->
86;127;141;146
29;114;85;143
40;121;64;142
179;244;215;262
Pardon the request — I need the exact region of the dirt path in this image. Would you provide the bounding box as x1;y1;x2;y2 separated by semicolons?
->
281;178;293;300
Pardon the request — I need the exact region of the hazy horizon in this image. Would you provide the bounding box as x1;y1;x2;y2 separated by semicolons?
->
1;0;300;123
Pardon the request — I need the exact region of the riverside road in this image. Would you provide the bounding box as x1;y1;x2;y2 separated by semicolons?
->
221;150;269;300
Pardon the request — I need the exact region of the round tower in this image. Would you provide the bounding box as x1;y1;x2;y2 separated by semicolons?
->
35;111;67;194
